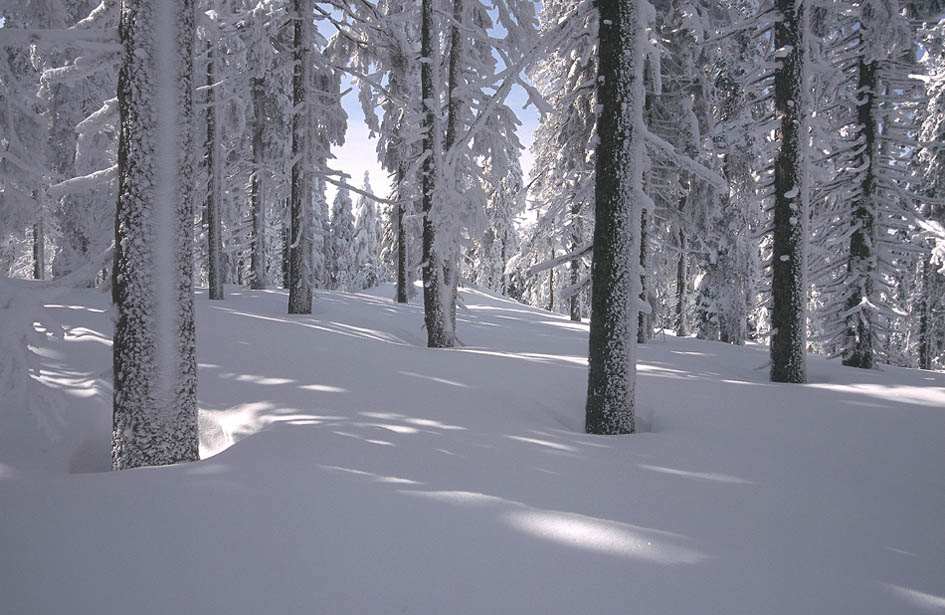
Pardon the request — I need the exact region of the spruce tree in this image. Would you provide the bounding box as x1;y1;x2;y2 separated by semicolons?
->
329;186;356;291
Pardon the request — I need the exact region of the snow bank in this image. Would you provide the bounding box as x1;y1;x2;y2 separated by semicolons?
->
1;283;943;614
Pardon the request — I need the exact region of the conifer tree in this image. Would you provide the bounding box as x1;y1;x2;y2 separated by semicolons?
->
353;173;382;290
330;185;356;290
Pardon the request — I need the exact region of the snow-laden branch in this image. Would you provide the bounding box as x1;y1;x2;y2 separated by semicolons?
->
46;165;117;198
526;242;593;276
0;28;120;52
642;128;728;191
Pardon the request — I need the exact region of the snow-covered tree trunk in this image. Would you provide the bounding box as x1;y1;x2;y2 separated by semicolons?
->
770;0;810;383
585;0;645;435
420;0;453;348
441;0;465;340
112;0;199;469
288;0;313;314
206;41;224;301
250;76;266;290
842;55;878;368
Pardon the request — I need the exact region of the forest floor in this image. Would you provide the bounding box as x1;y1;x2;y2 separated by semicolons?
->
1;282;944;614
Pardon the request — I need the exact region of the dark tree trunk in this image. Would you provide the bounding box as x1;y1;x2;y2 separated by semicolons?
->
112;0;198;469
770;0;809;383
918;255;932;370
282;199;290;288
841;56;877;369
32;217;45;280
637;208;649;343
250;77;266;290
420;0;454;347
395;164;409;303
206;41;224;300
288;0;313;314
675;225;688;336
585;0;644;435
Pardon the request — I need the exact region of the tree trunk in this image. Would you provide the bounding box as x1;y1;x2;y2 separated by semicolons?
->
288;0;313;314
841;55;877;369
770;0;809;383
32;216;45;280
206;41;224;300
112;0;198;469
440;0;464;341
585;0;644;435
675;225;688;336
638;208;649;343
250;77;267;290
918;255;932;370
395;162;409;303
548;241;555;312
420;0;453;347
282;199;290;288
570;208;582;321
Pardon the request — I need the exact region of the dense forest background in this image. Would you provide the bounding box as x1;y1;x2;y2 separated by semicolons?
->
2;0;945;451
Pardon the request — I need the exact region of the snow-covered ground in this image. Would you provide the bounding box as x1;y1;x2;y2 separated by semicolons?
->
1;283;944;615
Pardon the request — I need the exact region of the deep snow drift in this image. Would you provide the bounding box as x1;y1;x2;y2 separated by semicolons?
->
1;283;943;615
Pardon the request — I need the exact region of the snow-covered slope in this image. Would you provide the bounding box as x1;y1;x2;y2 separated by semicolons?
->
1;283;944;614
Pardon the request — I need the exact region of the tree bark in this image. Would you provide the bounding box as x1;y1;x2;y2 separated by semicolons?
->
770;0;809;383
112;0;198;469
638;208;649;343
32;216;44;280
675;225;688;336
585;0;644;435
420;0;453;347
841;55;877;369
282;208;290;288
918;255;932;370
250;77;267;290
206;41;224;300
395;162;409;303
288;0;313;314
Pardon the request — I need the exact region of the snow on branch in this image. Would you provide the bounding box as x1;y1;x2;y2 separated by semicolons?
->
46;165;117;198
558;275;591;301
0;28;120;52
642;128;728;191
526;242;593;276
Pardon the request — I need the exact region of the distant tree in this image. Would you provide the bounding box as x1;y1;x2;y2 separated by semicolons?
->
111;0;199;469
352;173;382;290
329;185;356;290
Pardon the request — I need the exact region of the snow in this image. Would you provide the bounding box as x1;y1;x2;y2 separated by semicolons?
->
2;282;944;614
